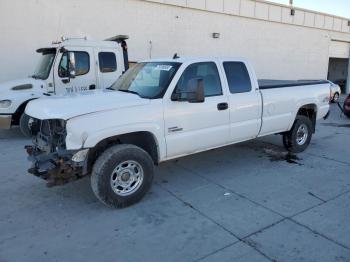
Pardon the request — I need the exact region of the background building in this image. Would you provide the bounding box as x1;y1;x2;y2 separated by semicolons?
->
0;0;349;93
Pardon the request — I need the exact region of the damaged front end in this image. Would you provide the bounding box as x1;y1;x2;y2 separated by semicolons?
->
25;117;87;187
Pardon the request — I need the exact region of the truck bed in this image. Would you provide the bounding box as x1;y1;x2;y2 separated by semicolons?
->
257;79;330;137
258;79;328;89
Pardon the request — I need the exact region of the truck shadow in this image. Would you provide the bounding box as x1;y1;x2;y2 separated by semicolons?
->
21;138;295;208
0;127;28;140
321;123;350;128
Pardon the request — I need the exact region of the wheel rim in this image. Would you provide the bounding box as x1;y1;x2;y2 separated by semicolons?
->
296;124;308;146
110;160;144;196
334;93;339;101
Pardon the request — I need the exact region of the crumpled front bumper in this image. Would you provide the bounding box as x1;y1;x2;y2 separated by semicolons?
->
0;115;12;129
25;145;85;187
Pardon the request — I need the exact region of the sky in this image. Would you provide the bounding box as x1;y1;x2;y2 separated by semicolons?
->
267;0;350;18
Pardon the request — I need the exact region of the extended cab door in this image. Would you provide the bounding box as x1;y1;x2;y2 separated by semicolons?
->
222;61;262;142
95;48;124;89
164;62;230;158
53;47;97;95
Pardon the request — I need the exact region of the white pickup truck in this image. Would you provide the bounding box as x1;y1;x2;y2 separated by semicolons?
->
0;35;129;135
24;57;330;208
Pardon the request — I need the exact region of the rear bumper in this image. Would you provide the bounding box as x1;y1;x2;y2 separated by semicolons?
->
0;115;12;129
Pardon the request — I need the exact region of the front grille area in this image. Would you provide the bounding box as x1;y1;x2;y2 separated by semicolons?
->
28;116;67;153
25;116;85;187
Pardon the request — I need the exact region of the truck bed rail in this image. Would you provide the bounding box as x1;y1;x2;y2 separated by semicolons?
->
258;79;328;89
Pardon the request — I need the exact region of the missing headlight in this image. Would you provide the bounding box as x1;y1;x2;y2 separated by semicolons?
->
31;118;67;153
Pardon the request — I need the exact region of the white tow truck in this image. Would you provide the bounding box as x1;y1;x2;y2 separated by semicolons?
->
24;57;331;208
0;35;130;135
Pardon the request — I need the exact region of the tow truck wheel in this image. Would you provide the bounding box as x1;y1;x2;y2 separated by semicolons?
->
19;113;31;137
282;115;313;153
91;144;154;208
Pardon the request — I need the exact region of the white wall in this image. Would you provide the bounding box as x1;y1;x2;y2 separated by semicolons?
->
329;41;350;58
0;0;349;83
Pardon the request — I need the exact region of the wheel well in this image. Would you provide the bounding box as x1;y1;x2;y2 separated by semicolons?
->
297;104;317;132
86;131;159;173
12;100;32;125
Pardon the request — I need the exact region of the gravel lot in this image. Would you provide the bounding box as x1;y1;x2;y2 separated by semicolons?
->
0;101;349;262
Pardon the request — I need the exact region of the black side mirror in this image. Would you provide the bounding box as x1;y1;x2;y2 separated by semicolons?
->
171;78;205;103
68;52;76;78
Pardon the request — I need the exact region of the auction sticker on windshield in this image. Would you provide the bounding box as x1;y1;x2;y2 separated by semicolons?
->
155;65;173;71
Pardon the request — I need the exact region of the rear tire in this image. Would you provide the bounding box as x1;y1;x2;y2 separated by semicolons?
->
19;113;31;137
91;144;154;208
282;115;313;153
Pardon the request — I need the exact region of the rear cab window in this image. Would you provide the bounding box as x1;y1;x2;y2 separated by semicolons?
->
223;62;252;94
98;52;117;73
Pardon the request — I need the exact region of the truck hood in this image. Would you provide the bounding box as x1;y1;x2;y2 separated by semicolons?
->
0;77;45;95
25;89;150;120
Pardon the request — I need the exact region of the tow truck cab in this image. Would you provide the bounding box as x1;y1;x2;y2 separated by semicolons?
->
0;35;129;130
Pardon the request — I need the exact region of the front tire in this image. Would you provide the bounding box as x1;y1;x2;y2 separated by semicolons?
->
282;115;313;153
19;113;31;137
91;144;154;208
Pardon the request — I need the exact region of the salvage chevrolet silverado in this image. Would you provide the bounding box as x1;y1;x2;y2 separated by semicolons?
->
24;57;331;208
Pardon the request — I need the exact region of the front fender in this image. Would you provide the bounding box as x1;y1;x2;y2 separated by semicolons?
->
66;121;166;161
64;100;165;160
0;91;43;115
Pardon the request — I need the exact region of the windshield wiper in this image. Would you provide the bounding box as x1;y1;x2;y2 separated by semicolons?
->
117;89;143;98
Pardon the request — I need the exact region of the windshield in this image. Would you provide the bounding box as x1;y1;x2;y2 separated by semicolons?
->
32;51;56;80
110;62;181;99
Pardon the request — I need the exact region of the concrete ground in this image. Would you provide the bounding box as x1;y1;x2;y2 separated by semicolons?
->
0;100;350;262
